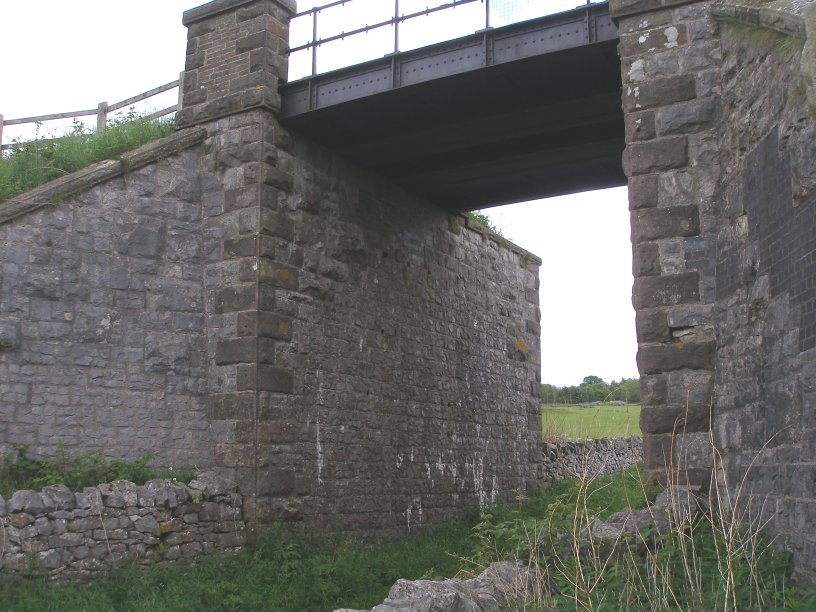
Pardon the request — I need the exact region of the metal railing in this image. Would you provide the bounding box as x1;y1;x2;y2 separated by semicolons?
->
288;0;594;79
0;74;184;151
290;0;480;76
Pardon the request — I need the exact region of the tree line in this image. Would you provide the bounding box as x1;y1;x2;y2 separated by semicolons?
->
541;375;640;405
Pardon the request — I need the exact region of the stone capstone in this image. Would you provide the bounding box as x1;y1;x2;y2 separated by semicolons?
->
8;490;45;515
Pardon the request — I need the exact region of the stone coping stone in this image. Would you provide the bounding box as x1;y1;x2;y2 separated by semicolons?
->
711;0;812;37
182;0;296;25
0;127;208;225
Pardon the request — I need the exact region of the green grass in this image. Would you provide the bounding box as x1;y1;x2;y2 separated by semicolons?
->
0;469;652;612
542;403;641;440
1;466;810;611
0;111;174;203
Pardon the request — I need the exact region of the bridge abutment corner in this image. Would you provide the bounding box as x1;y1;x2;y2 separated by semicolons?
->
617;0;816;582
612;0;721;489
175;0;302;523
168;0;544;532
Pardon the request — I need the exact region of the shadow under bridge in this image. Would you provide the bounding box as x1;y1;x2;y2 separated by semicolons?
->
279;1;625;212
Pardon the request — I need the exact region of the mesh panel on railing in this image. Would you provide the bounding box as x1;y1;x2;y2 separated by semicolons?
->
399;0;485;53
288;0;594;80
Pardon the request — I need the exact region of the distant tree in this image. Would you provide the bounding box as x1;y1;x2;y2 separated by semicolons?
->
619;378;640;403
540;375;640;405
540;383;562;405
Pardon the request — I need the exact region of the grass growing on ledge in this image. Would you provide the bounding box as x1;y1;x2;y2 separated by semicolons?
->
0;111;174;203
0;445;188;498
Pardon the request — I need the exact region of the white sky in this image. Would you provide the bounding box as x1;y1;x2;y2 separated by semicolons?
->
0;0;636;387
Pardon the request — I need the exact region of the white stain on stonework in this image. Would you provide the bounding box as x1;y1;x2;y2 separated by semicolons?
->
625;85;642;109
316;372;325;485
638;32;649;44
405;496;423;530
638;19;650;29
315;417;324;485
629;59;646;82
664;26;679;48
97;314;112;336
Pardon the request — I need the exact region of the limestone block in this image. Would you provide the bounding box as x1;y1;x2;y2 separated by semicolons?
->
8;490;46;515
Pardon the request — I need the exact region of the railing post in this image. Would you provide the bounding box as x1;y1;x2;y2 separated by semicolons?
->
394;0;400;53
485;0;490;29
177;72;185;111
312;9;319;76
97;101;108;133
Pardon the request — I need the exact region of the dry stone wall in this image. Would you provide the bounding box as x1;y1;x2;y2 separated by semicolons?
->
0;471;244;579
539;437;643;484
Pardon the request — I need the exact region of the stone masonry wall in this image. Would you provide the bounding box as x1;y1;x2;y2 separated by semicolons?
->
611;0;723;487
709;0;816;582
284;140;542;535
172;0;542;533
612;0;816;580
0;471;244;579
0;0;542;538
0;133;219;469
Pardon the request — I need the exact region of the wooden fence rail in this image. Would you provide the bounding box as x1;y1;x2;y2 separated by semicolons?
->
0;74;184;151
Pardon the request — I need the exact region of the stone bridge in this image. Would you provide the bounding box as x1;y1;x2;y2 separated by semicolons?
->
0;0;815;579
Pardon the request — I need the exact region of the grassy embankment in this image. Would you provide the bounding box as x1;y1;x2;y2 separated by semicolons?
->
542;403;641;439
0;113;174;203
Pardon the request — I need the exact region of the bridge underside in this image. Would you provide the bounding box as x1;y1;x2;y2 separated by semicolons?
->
280;7;625;211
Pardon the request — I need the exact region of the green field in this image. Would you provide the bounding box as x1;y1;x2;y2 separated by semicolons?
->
541;403;641;440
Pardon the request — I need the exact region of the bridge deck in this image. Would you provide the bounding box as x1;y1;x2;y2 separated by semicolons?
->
280;2;625;211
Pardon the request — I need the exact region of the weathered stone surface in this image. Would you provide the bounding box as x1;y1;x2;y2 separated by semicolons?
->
631;206;700;243
42;485;77;512
634;273;700;309
636;308;671;343
623;75;697;112
0;321;21;350
188;470;235;497
338;562;532;612
633;241;661;277
640;402;711;434
8;491;45;515
625;136;689;175
656;98;716;136
134;515;162;537
637;341;715;373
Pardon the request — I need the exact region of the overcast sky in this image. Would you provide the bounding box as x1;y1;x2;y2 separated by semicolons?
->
0;0;637;387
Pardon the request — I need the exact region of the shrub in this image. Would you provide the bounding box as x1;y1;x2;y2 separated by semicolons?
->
0;444;165;496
